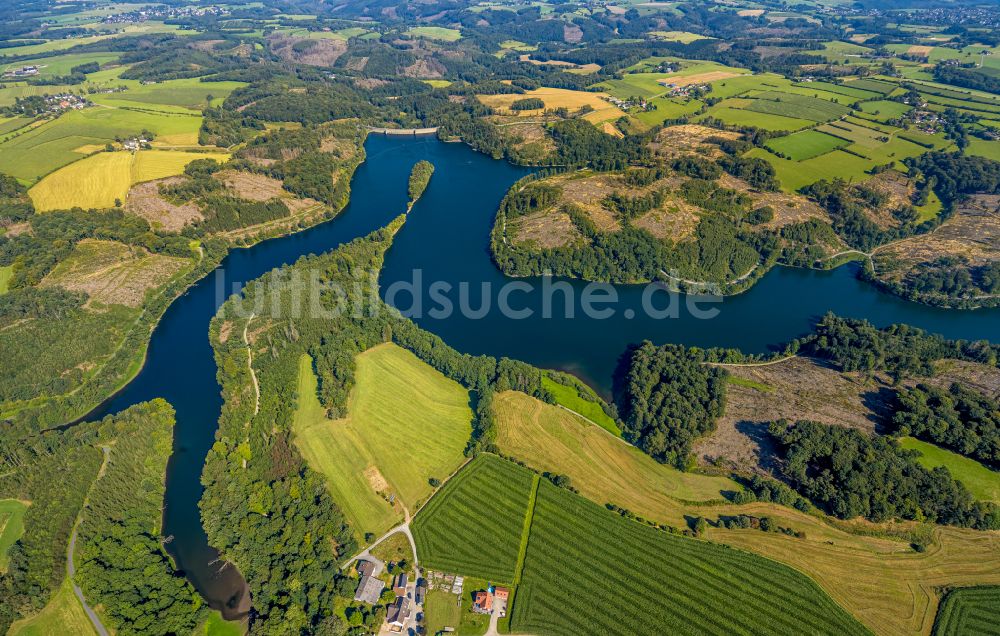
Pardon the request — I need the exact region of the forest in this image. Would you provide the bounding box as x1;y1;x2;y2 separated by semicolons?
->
893;383;1000;468
769;419;999;529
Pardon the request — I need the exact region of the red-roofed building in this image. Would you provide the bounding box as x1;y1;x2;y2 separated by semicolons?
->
473;590;493;614
494;586;509;602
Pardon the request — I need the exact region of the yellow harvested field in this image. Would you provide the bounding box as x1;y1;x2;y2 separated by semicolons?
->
907;45;934;57
738;8;765;16
664;71;743;87
496;390;1000;636
30;150;229;212
477;87;626;123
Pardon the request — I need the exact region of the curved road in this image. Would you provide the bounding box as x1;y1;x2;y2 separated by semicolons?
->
67;447;111;636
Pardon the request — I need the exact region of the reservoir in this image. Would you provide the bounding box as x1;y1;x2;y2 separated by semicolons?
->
83;135;1000;615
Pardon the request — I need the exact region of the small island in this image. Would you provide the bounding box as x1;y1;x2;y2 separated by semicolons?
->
408;160;435;208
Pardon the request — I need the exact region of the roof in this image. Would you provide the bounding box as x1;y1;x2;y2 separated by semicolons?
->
474;590;493;611
356;560;376;577
494;586;509;600
353;575;385;605
387;596;411;625
393;572;408;589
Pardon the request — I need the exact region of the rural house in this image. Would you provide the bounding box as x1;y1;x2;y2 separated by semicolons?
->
473;589;493;614
392;572;408;596
386;596;411;632
353;559;385;605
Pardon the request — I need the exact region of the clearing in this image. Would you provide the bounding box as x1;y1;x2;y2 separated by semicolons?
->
0;499;28;571
7;578;96;636
898;437;1000;503
292;344;472;539
41;239;189;308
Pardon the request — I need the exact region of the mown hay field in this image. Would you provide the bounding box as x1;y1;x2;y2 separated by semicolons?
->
511;479;869;636
477;87;626;124
898;437;1000;504
932;586;1000;636
29;149;229;211
700;106;814;131
8;578;96;636
412;454;534;583
407;26;462;41
494;391;739;506
292;344;472;539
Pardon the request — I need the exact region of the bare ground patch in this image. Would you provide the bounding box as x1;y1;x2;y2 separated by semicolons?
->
632;196;700;240
510;209;582;249
41;239;188;308
126;177;202;232
648;124;739;159
268;35;347;66
696;357;890;472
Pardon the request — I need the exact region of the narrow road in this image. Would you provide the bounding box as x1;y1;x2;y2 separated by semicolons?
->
67;446;111;636
244;313;260;416
342;522;419;572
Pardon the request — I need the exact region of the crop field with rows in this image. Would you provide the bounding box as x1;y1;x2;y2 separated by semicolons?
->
412;454;534;583
932;586;1000;636
510;481;869;636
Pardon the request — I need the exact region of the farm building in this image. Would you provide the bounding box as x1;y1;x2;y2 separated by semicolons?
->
494;586;509;602
353;559;385;605
473;589;494;614
386;596;411;632
415;579;427;605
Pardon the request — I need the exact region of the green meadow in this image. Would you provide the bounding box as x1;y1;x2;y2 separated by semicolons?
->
408;26;463;41
766;129;847;161
0;499;28;570
541;375;621;436
898;437;1000;504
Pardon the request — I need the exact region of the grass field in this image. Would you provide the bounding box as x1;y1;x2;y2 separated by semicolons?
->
0;265;12;295
412;454;534;583
700;106;813;131
744;92;850;122
1;52;121;78
898;437;1000;503
858;100;913;121
8;578;97;636
29;149;229;211
511;480;870;635
647;30;710;43
0;499;28;571
408;26;462;41
540;375;620;435
968;138;1000;162
292;344;472;539
196;611;245;636
765;129;848;160
749;147;874;192
932;586;1000;636
494;391;740;510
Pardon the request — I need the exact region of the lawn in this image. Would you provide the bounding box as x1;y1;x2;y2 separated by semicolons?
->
898;437;1000;503
412;454;534;583
932;586;1000;636
765;129;848;160
408;26;462;41
494;391;739;511
424;582;491;636
370;531;415;567
511;480;868;635
700;106;813;131
0;499;28;571
541;374;620;435
29;149;230;211
7;578;97;636
292;344;473;540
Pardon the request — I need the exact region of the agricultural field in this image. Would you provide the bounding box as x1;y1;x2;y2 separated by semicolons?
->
540;375;620;435
968;138;1000;162
7;578;96;636
407;26;462;41
494;391;739;508
0;105;205;182
647;31;711;43
292;345;472;539
511;480;869;635
700;106;813;131
742;91;850;122
0;52;121;78
932;586;1000;636
41;239;190;308
857;100;912;122
898;437;1000;504
29;150;230;211
0;499;28;571
748;147;875;192
476;87;626;124
765;129;847;160
412;454;535;583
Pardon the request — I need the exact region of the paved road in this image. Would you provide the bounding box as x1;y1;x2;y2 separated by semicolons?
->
343;521;419;571
67;447;110;636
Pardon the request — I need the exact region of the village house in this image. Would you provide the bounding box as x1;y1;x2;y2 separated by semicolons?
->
386;596;411;632
472;589;493;614
392;571;408;596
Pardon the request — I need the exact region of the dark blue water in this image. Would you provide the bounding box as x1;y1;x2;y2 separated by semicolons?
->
83;135;1000;614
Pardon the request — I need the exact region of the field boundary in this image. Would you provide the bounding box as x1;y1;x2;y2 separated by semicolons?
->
513;474;539;585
